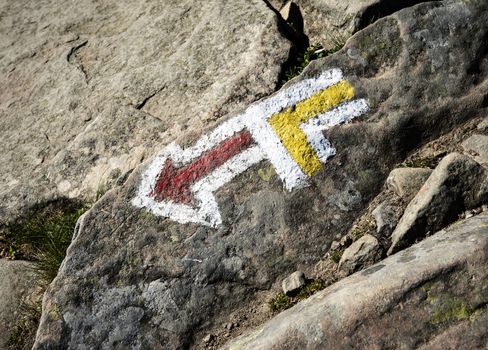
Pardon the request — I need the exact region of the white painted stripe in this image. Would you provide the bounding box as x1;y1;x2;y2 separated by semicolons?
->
245;108;309;190
132;69;370;227
132;146;265;227
304;98;369;131
243;69;344;189
132;143;179;209
254;68;343;120
301;99;369;162
192;146;265;227
167;69;343;169
177;115;247;165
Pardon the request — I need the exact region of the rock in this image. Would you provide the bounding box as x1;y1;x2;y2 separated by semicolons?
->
282;271;306;296
461;134;488;165
222;213;488;349
34;2;488;349
389;153;488;255
372;200;400;235
339;235;352;247
203;334;214;343
386;167;433;201
0;259;40;349
477;118;488;131
338;234;381;274
224;322;236;330
329;240;340;251
0;0;293;224
293;0;429;50
416;312;488;350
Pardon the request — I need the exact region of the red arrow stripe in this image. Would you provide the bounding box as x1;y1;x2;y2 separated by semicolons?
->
151;130;254;204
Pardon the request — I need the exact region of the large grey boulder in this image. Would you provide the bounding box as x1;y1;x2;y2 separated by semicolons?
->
293;0;431;49
34;1;488;348
0;0;292;224
389;153;488;254
223;213;488;349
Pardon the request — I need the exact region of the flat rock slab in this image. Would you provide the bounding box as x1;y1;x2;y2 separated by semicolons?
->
34;1;488;348
0;259;39;348
223;213;488;349
0;0;291;223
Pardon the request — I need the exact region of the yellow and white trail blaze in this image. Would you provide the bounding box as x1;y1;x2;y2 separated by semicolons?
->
269;80;355;176
133;69;369;227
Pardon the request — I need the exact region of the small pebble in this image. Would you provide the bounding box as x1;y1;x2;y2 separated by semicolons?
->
203;334;214;343
330;241;340;251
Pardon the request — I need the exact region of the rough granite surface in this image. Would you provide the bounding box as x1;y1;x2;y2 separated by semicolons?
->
0;0;292;224
291;0;434;49
30;1;488;349
223;213;488;349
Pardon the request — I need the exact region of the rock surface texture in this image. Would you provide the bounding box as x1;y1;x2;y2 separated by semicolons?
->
282;271;306;295
0;259;39;348
386;167;433;201
292;0;431;49
223;213;488;349
462;134;488;165
0;0;292;224
32;1;488;348
338;234;381;273
389;153;488;254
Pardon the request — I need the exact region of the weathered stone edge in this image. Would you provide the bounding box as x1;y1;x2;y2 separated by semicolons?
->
222;213;488;350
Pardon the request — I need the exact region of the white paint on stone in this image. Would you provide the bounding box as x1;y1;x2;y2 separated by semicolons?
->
133;69;369;227
302;99;369;162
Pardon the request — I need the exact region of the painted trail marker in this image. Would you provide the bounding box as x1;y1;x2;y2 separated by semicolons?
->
133;69;369;227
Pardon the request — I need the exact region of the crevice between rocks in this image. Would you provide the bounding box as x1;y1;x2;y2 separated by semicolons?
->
134;90;160;111
67;40;89;83
261;0;310;90
0;197;91;348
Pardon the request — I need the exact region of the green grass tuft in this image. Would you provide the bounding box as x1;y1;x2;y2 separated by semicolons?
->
297;279;326;299
330;251;342;264
2;201;88;349
268;293;293;312
403;152;446;169
268;278;327;312
4;203;88;284
278;41;345;88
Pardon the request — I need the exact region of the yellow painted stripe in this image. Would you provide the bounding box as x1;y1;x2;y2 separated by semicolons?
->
269;80;355;176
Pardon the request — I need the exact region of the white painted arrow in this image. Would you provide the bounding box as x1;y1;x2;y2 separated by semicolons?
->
132;69;369;227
